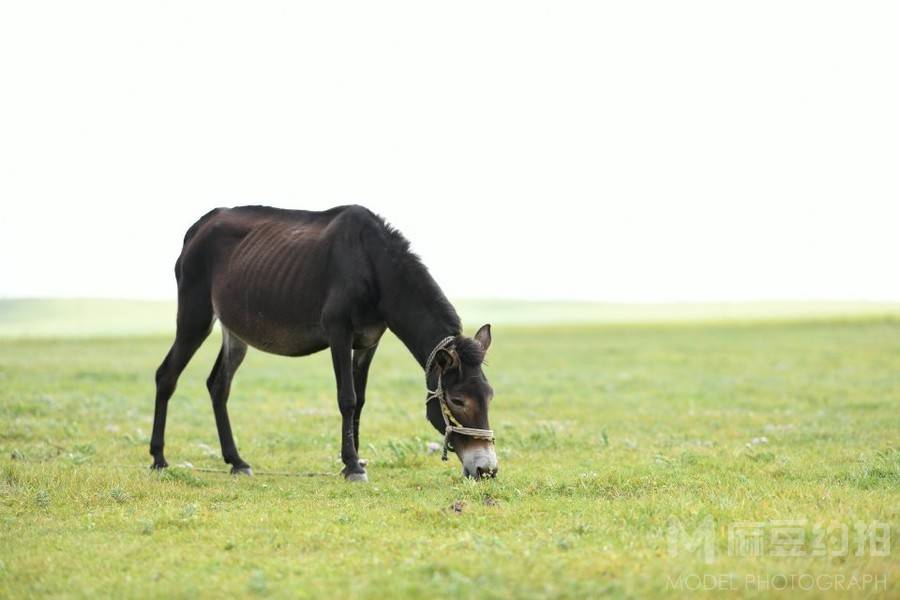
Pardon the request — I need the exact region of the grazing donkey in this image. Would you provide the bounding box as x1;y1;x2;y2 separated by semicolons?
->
150;205;498;480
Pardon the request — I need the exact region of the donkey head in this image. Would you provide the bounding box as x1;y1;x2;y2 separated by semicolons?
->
425;324;498;479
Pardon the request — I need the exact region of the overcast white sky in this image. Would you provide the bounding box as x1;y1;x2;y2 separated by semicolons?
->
1;2;898;302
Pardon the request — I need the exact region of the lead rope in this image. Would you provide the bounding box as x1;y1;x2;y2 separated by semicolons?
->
424;337;495;461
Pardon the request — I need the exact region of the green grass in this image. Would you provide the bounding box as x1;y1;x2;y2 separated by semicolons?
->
0;301;898;598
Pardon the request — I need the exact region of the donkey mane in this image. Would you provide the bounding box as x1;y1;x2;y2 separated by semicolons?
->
374;214;462;336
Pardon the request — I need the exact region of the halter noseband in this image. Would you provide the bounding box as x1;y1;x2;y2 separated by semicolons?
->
425;336;495;461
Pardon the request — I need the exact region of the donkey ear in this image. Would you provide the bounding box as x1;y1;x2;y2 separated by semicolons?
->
434;347;459;372
474;323;492;352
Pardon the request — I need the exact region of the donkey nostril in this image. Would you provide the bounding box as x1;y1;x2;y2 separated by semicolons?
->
475;465;497;479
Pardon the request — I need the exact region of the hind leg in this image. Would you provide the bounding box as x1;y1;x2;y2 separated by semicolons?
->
149;289;213;469
207;327;251;475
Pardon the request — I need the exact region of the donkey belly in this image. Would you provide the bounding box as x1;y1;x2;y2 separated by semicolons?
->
213;304;330;357
210;274;332;357
213;307;384;357
210;280;383;357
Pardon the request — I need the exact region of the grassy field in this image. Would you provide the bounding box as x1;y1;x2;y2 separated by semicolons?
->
0;300;898;598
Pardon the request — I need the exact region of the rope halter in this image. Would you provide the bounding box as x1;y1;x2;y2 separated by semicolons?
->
424;336;495;461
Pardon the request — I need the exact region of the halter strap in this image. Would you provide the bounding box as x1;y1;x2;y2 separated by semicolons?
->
424;336;456;375
424;336;495;461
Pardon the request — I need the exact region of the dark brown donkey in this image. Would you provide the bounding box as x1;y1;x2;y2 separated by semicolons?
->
150;205;498;480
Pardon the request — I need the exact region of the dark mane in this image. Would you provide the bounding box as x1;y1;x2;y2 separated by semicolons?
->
380;218;414;254
375;214;462;334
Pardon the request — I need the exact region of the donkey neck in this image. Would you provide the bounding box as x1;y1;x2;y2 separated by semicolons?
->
383;295;461;369
374;251;462;369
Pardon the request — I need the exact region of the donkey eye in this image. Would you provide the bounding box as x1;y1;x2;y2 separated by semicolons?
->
449;396;465;407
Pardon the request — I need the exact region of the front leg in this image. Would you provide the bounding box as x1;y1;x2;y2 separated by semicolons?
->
329;329;367;482
351;344;378;453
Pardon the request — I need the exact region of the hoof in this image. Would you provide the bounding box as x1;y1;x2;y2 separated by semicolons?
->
345;471;368;483
342;462;368;482
230;465;253;476
150;460;168;471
